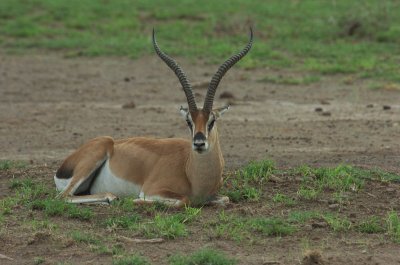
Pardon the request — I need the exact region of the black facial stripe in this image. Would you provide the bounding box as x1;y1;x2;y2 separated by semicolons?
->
208;113;216;131
186;119;193;129
208;120;215;131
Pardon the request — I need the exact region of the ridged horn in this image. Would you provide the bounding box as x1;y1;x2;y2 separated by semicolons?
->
203;28;253;113
152;29;198;112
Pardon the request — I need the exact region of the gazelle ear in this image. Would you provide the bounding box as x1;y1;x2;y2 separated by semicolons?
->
213;105;230;119
180;106;189;118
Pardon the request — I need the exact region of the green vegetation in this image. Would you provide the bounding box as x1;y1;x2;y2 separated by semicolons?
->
170;248;237;265
71;230;100;245
287;211;321;224
386;211;400;243
105;206;201;239
356;216;385;234
33;257;45;265
322;213;351;232
113;254;151;265
0;160;27;170
2;160;400;265
30;198;93;220
211;211;295;242
258;75;320;85
105;214;141;230
272;193;296;206
0;0;399;83
224;160;275;202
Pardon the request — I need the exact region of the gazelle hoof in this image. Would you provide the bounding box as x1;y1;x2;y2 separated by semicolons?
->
105;192;119;203
209;195;230;207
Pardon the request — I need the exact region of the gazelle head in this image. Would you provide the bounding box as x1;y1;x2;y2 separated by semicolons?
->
153;28;253;153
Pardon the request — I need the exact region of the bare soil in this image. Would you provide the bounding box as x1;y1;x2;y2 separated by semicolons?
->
0;54;399;264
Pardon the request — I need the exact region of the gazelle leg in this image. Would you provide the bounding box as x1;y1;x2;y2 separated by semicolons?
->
208;195;230;207
55;137;116;203
64;192;118;205
133;192;189;207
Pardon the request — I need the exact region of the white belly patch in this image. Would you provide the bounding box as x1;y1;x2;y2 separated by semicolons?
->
90;160;141;198
54;175;71;192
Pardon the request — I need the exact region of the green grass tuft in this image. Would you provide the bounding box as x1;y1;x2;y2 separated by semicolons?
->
356;216;385;234
113;254;151;265
105;214;141;230
169;248;237;265
140;214;187;239
386;211;400;243
223;159;275;202
71;230;100;245
287;211;321;224
33;257;45;265
0;160;27;170
239;159;275;183
30;198;94;220
272;193;296;206
248;217;296;236
322;213;351;232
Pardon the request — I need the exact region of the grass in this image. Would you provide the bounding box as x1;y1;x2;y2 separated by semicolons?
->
0;160;27;170
223;159;275;202
356;216;385;234
258;75;321;85
386;211;400;243
105;214;141;230
140;214;188;239
211;211;295;242
113;255;151;265
105;206;201;239
322;213;351;232
170;248;237;265
71;230;100;245
33;257;45;265
2;161;400;265
31;197;94;220
272;193;296;206
0;1;399;83
287;211;321;224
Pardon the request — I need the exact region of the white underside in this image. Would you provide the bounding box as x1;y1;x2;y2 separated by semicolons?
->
89;160;141;198
54;176;71;192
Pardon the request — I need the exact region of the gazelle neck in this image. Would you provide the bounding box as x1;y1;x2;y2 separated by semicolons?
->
186;126;224;201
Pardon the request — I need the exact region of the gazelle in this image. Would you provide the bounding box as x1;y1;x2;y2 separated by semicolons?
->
54;29;253;206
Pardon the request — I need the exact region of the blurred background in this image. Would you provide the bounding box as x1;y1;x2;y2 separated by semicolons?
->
0;0;399;85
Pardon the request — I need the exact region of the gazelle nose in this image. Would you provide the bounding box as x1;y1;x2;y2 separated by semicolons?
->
194;142;205;148
193;132;206;150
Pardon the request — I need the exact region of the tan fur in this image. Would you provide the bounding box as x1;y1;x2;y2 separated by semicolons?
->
190;110;209;135
56;110;226;206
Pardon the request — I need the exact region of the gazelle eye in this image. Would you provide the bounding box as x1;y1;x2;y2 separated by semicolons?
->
208;120;215;131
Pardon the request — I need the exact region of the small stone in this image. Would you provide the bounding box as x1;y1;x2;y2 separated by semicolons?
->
328;203;340;210
312;222;327;228
320;100;330;105
124;77;130;82
322;111;331;116
219;91;235;99
383;105;391;110
315;107;323;112
269;175;284;183
366;104;373;108
122;101;136;109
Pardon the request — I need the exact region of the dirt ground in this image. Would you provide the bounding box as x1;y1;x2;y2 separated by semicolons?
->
0;53;400;264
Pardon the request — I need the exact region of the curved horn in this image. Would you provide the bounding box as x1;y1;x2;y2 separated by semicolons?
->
152;29;197;112
203;28;253;113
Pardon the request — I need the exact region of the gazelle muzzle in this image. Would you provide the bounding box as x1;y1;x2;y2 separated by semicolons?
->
193;132;207;152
